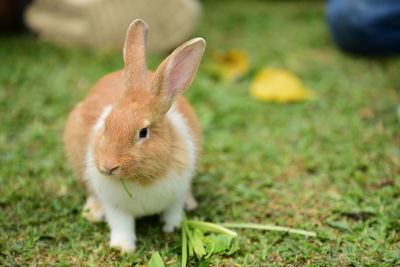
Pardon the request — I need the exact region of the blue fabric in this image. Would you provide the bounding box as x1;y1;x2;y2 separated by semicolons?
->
327;0;400;55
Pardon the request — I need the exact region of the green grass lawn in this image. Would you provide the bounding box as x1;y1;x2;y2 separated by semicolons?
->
1;0;399;266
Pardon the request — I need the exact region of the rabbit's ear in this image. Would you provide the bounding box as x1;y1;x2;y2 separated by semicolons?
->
123;19;148;89
151;38;206;114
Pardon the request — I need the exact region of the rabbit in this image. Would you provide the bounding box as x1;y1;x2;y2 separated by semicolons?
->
63;19;205;252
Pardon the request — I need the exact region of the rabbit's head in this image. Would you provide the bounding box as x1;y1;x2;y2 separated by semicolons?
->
93;19;205;184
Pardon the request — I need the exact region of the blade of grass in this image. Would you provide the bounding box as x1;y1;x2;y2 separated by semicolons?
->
148;252;165;267
120;178;133;198
188;236;194;258
181;222;188;267
186;220;238;237
188;228;206;260
221;223;317;237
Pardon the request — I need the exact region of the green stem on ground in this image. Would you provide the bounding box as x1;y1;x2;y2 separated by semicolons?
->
181;222;188;267
186;220;238;237
221;223;317;237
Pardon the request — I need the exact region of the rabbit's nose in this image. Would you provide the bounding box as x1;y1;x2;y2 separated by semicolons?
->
100;164;121;176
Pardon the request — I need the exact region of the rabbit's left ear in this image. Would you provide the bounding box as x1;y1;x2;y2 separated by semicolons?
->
123;19;148;89
151;38;206;114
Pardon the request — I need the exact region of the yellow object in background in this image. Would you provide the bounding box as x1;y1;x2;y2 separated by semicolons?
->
212;50;249;81
250;68;312;103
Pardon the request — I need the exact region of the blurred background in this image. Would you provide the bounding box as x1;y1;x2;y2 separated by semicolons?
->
0;0;399;266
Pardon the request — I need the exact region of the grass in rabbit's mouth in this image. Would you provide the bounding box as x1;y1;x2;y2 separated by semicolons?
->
1;0;399;266
120;178;133;197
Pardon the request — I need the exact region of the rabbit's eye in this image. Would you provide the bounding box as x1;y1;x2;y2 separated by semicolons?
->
139;128;148;139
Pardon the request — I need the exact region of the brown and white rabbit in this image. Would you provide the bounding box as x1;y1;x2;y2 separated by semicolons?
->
64;19;205;252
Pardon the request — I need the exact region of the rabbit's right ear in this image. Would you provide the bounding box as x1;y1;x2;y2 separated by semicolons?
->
150;38;206;115
123;19;148;90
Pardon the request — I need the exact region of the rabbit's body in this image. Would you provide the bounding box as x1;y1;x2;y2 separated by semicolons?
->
63;20;205;252
66;70;200;215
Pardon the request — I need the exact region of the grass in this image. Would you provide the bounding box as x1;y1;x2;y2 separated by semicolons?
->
1;0;399;266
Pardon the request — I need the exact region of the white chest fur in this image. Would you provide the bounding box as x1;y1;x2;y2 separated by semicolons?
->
84;104;196;218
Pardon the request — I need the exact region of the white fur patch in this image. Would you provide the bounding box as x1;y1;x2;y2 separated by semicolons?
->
94;105;112;131
166;104;197;173
84;105;112;177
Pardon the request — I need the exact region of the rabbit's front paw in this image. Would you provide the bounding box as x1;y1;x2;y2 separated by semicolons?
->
162;203;183;233
110;238;136;253
162;222;179;233
82;196;105;222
